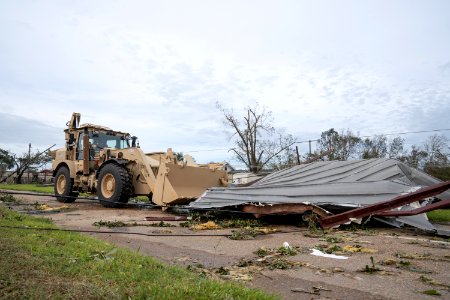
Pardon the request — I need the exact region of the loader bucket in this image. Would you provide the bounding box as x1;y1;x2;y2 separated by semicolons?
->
152;162;228;206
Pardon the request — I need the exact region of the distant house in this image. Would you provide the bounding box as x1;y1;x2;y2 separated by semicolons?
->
199;162;235;173
228;172;262;184
0;169;53;184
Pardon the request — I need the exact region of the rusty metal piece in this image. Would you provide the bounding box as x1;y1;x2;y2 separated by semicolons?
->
319;181;450;228
375;198;450;217
242;203;331;218
145;216;188;221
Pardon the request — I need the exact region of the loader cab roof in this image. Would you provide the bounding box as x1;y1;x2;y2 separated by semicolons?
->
64;123;132;150
75;123;130;136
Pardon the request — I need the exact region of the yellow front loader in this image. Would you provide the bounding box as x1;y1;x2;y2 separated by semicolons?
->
51;113;228;207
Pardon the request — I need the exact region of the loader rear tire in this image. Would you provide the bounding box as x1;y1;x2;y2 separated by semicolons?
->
54;166;78;203
98;163;132;208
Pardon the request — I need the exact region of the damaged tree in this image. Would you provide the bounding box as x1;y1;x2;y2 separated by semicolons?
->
422;134;450;180
0;147;52;184
0;149;14;179
217;103;295;173
317;128;361;161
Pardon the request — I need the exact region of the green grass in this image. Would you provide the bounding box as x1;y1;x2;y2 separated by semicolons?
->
0;183;53;194
0;206;277;299
427;209;450;223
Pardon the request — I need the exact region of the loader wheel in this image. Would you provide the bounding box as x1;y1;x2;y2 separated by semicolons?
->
97;163;132;208
54;166;78;203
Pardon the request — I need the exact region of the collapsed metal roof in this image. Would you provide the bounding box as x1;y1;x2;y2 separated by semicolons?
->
189;158;450;235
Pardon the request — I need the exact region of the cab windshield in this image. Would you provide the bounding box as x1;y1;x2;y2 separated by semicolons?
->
90;132;130;150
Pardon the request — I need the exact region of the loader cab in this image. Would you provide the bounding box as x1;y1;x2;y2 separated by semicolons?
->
75;129;131;160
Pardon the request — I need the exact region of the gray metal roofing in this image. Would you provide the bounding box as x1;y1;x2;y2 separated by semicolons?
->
189;158;445;209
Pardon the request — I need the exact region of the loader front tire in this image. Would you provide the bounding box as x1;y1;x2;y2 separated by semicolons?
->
54;166;78;203
98;163;132;208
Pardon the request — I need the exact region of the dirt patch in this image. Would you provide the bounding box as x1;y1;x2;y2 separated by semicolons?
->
4;191;450;300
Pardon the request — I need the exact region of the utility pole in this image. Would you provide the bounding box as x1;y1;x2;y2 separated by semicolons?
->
295;146;301;165
27;143;31;184
308;140;312;156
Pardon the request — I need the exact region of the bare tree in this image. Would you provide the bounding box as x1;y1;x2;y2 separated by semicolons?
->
423;134;449;167
421;134;450;180
401;145;428;169
268;131;297;170
218;103;295;173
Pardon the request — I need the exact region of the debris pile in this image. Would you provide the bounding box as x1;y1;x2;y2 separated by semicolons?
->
190;158;450;235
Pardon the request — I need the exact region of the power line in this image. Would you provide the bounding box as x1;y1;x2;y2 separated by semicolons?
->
181;128;450;153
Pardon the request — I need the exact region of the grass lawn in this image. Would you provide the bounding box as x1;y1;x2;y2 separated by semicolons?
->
0;184;149;201
0;205;277;299
0;183;53;194
427;209;450;223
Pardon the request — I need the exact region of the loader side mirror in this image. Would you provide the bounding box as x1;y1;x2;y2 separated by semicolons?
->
131;136;137;148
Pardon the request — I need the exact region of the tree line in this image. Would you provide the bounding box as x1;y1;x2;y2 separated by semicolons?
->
2;104;449;183
219;103;450;180
310;128;449;179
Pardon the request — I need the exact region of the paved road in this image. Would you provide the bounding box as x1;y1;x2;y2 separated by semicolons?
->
3;191;449;300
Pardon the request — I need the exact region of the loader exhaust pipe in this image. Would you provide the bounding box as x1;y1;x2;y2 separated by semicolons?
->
83;128;90;175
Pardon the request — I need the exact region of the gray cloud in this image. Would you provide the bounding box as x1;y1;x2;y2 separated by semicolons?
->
0;113;63;153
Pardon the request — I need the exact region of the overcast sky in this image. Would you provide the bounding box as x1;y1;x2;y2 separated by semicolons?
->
1;0;449;167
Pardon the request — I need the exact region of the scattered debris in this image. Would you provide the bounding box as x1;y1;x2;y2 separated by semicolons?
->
35;204;70;211
254;227;277;234
314;244;343;254
190;159;450;235
242;202;331;219
229;228;258;240
310;249;348;260
145;216;188;221
268;258;290;270
361;257;379;274
421;289;441;296
359;256;391;275
254;245;299;258
291;286;332;295
342;244;377;253
396;252;450;262
93;220;176;228
323;235;345;243
378;258;431;273
0;193;17;203
186;262;262;282
278;244;297;256
147;221;176;227
191;221;221;231
255;247;269;257
420;275;450;289
151;229;173;234
90;248;117;261
93;220;127;227
180;213;268;230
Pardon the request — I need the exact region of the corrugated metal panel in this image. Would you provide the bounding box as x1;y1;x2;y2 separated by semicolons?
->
189;158;445;209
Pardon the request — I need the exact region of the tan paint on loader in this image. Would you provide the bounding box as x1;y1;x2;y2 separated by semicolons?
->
50;113;228;208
